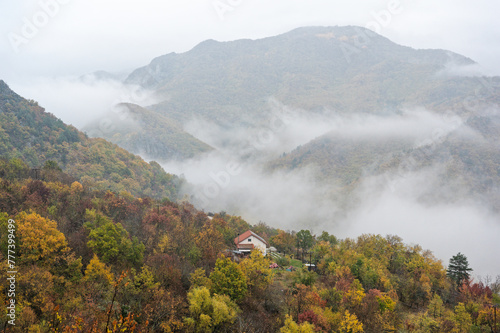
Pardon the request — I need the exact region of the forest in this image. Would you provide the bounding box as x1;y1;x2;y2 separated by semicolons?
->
0;80;179;201
1;157;499;332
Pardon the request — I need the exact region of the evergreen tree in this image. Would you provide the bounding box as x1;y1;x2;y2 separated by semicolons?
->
447;252;473;288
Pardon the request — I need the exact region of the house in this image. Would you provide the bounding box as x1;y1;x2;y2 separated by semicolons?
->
234;230;269;255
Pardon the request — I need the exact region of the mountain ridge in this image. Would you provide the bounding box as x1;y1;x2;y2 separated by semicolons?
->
123;25;484;128
0;80;179;200
83;102;212;162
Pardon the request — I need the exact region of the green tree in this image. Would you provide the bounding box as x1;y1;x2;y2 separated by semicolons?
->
296;230;314;252
43;160;62;171
293;267;317;287
85;209;145;266
447;252;473;288
317;231;338;245
209;255;247;302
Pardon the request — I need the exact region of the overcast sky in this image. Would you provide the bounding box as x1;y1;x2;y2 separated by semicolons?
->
1;0;500;83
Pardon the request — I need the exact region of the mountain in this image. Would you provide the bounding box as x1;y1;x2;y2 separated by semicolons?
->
0;80;179;199
81;26;500;215
124;26;496;129
83;103;212;162
120;26;500;211
268;114;500;211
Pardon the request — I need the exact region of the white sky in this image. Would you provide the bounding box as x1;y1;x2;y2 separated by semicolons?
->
1;0;500;83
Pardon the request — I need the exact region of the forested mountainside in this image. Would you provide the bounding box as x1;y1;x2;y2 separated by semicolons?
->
0;80;178;199
83;103;212;162
0;159;498;332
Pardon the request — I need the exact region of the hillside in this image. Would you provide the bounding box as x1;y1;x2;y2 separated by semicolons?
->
268;113;500;211
0;163;498;332
83;103;212;162
0;80;179;199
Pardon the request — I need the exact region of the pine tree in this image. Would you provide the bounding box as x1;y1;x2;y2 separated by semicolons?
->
447;252;473;288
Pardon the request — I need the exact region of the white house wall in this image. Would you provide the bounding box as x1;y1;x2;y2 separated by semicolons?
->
240;236;267;255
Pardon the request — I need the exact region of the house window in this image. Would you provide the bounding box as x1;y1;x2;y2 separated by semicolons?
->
248;239;251;242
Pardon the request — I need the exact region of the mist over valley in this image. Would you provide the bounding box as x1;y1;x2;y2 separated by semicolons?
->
20;26;498;277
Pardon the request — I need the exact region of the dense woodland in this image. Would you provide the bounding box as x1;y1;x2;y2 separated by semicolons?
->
0;80;179;200
1;158;499;332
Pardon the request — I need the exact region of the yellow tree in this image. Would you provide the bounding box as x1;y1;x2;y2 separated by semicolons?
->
454;302;472;333
83;254;114;286
427;294;445;318
184;286;239;332
16;211;68;265
280;315;316;333
209;255;247;302
339;310;364;333
189;268;212;290
195;222;225;267
271;229;296;254
79;255;115;329
239;250;273;295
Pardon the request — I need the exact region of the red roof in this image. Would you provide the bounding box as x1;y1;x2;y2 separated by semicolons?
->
234;230;269;247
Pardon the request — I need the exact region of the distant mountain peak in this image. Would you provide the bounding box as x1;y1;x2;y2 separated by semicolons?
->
124;25;478;109
286;25;374;35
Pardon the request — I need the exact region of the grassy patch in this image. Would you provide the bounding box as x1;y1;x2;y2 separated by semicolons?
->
290;258;303;268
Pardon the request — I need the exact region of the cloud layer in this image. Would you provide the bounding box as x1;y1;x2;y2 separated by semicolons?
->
10;76;157;128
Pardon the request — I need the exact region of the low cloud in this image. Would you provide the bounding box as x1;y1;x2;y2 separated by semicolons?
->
10;75;159;129
184;104;464;161
337;167;500;279
167;154;340;230
438;62;491;77
323;108;463;142
163;103;498;278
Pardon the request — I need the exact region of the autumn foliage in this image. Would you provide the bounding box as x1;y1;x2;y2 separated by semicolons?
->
0;159;499;332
